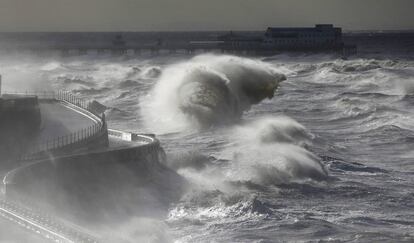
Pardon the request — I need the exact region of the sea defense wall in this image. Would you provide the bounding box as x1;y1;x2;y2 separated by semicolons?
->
4;135;184;221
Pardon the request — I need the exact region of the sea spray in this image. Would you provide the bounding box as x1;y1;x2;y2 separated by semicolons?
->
223;116;327;185
167;116;327;192
142;54;286;133
166;116;328;235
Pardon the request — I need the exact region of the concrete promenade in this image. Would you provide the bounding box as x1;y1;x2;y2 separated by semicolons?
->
0;90;167;242
38;101;99;142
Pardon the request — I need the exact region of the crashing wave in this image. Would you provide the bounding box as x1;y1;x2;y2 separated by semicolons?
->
142;55;286;131
142;66;162;79
169;116;327;193
225;116;327;185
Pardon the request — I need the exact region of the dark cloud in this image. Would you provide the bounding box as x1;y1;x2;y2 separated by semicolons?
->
0;0;413;31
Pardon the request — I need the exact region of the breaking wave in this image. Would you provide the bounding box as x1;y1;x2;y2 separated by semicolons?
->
169;116;327;193
142;55;286;132
223;116;327;185
166;116;328;239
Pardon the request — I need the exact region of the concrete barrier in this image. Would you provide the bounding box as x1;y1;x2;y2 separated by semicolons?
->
2;129;186;224
108;128;156;143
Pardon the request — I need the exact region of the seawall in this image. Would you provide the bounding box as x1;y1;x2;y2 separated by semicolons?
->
4;133;185;224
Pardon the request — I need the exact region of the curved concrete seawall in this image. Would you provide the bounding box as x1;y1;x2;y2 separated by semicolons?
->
1;90;186;239
3;131;185;223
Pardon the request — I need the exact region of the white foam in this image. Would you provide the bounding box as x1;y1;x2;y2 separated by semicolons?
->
141;54;286;133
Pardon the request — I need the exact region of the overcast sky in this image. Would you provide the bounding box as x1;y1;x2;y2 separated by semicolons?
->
0;0;413;31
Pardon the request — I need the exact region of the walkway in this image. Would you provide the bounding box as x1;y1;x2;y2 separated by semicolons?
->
37;101;99;142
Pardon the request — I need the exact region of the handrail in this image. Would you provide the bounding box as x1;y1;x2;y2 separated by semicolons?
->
3;91;107;161
3;91;102;118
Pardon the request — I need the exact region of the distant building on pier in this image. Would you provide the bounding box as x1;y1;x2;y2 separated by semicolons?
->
218;24;356;55
263;24;343;49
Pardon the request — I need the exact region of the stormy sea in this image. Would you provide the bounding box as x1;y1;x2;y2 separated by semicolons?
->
1;33;414;242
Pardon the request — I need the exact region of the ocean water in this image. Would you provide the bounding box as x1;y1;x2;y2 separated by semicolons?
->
1;50;414;242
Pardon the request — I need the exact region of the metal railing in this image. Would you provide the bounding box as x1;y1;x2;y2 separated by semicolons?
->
3;90;107;161
3;91;98;115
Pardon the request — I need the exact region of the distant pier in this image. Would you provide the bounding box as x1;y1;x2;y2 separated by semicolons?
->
0;25;357;57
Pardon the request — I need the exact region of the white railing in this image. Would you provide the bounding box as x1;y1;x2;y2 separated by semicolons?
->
3;91;99;117
108;129;156;144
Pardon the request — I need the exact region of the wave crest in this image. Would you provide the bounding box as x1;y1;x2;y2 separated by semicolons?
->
142;55;286;132
226;117;327;185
